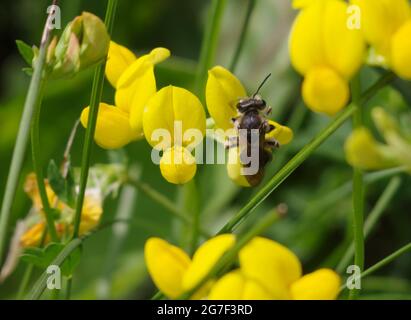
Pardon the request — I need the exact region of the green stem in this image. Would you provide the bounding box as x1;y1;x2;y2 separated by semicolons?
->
218;103;356;234
340;242;411;292
28;238;83;300
230;0;256;72
128;180;211;238
349;76;364;300
0;2;56;265
65;277;72;300
337;176;401;273
16;264;34;300
72;0;118;238
30;81;58;242
184;179;201;254
195;0;227;97
178;207;283;299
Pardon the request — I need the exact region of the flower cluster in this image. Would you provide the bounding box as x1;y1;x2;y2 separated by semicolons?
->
345;107;411;172
352;0;411;79
82;41;293;186
289;0;365;116
20;173;103;247
145;235;341;300
289;0;411;116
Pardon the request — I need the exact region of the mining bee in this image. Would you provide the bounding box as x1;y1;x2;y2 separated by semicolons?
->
226;74;280;186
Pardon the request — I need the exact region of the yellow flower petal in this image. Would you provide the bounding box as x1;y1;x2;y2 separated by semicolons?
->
114;48;170;136
144;237;191;299
265;120;293;145
206;66;247;130
290;0;364;78
208;270;274;300
78;191;103;235
351;0;411;60
160;146;197;185
239;237;302;299
20;222;46;248
183;234;236;291
290;268;341;300
391;20;411;80
143;86;206;150
80;103;135;149
105;41;136;88
226;146;251;187
302;66;349;116
345;127;398;170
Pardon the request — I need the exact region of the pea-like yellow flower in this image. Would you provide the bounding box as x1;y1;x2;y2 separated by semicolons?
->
81;42;170;149
145;235;340;300
351;0;411;79
145;235;235;299
160;146;197;185
209;237;340;300
20;173;103;247
289;0;365;115
143;85;206;184
345;107;411;171
206;66;293;186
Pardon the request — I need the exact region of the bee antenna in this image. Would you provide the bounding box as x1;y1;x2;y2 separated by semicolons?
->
253;73;272;98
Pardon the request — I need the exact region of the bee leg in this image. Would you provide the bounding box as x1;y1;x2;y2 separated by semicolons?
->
265;106;272;116
231;117;240;129
225;136;239;149
262;121;275;134
265;138;280;149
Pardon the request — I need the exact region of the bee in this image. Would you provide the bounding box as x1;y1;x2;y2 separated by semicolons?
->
226;74;280;186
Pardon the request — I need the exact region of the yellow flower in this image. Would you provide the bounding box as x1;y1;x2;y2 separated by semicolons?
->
345;107;411;171
145;234;235;299
20;174;103;247
105;41;137;88
80;103;137;149
209;237;340;300
143;85;206;184
351;0;411;79
145;235;340;300
289;0;365;115
81;42;170;147
206;66;293;186
160;146;197;185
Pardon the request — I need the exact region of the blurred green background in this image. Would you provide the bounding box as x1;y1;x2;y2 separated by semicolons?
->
0;0;410;299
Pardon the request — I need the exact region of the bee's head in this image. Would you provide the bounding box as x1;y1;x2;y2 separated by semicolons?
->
237;97;266;113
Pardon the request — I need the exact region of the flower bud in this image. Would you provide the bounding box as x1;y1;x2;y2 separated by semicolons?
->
49;12;110;78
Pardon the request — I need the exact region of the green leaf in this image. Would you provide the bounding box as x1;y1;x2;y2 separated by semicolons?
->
16;40;34;66
47;159;76;207
22;67;33;76
48;160;65;197
21;242;82;277
61;246;82;277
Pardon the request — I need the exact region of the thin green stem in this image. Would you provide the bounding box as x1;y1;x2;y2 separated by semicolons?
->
16;264;34;300
340;242;411;292
128;180;211;238
30;82;58;242
28;238;83;300
337;176;401;273
185;179;201;254
195;0;227;97
0;1;57;265
65;277;72;300
349;76;364;300
230;0;256;72
178;208;283;299
218;104;356;234
72;0;118;238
